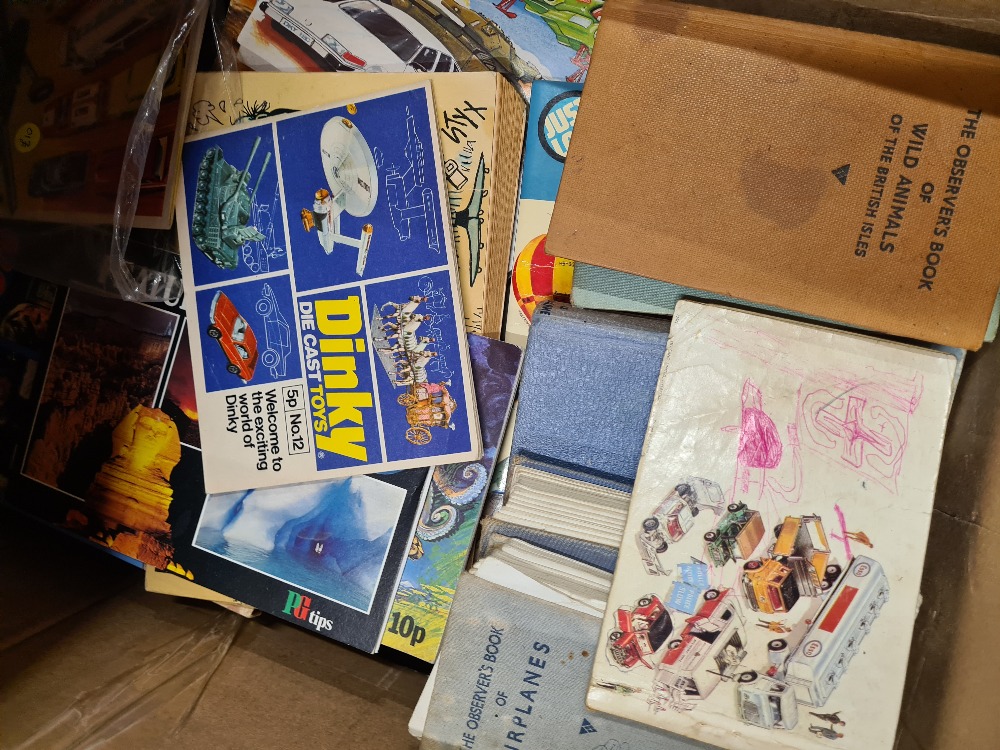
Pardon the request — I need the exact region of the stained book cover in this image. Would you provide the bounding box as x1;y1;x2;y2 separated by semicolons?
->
382;334;521;662
175;83;480;493
588;301;956;750
546;0;1000;349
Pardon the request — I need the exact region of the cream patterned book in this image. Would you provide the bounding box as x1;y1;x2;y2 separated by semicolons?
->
589;300;957;750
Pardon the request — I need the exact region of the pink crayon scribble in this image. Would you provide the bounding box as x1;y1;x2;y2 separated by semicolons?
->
738;380;783;469
800;376;917;492
830;503;853;561
724;379;801;510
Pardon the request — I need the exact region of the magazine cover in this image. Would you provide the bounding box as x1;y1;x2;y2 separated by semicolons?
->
232;0;602;95
588;301;957;750
382;333;521;661
176;83;480;493
0;270;63;489
503;80;579;348
1;269;433;652
186;70;526;339
0;1;203;228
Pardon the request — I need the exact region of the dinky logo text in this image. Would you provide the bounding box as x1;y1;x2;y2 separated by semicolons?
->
282;590;333;632
299;296;372;462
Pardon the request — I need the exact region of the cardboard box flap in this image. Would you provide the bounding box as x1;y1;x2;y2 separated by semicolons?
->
546;0;1000;349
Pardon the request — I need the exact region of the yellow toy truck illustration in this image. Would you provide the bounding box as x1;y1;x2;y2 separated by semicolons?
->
741;515;843;615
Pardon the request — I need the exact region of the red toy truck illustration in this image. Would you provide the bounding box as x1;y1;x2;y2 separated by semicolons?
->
653;588;747;702
736;556;889;730
607;594;673;670
208;291;259;382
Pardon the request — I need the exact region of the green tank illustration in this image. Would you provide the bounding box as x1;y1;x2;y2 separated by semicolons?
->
191;136;272;270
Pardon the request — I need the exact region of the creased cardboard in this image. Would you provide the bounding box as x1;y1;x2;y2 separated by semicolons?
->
546;0;1000;349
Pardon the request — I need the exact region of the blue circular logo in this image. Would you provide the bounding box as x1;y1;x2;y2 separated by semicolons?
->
538;92;581;163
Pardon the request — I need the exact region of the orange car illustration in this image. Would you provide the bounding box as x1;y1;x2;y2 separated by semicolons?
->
208;291;259;382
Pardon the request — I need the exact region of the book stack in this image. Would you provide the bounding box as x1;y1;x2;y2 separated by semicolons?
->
0;76;525;657
2;1;999;748
412;3;991;750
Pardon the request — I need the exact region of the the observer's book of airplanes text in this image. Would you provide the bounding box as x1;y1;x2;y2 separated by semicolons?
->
176;83;480;493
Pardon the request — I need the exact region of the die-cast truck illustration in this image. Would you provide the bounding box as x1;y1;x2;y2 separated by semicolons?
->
608;594;673;670
736;556;889;730
703;502;765;567
637;478;724;575
741;515;843;615
653;589;747;702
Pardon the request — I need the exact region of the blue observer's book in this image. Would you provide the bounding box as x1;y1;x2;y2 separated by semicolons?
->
419;572;712;750
509;302;669;487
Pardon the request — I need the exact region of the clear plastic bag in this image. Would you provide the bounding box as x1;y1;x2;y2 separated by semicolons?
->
110;0;243;303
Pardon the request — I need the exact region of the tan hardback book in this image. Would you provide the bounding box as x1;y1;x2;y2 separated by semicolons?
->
546;0;1000;350
188;72;525;338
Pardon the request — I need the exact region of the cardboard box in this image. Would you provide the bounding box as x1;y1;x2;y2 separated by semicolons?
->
546;0;1000;349
1;3;998;749
0;509;426;749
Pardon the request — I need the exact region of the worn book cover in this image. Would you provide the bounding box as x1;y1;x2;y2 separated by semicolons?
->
175;83;480;493
420;573;709;750
382;334;521;662
510;302;668;486
0;1;204;229
547;0;1000;349
589;300;956;750
187;71;526;339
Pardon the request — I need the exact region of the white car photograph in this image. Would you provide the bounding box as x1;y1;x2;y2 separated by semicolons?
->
259;0;458;72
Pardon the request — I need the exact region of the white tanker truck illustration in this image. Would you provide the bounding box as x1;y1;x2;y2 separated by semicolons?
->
735;556;889;731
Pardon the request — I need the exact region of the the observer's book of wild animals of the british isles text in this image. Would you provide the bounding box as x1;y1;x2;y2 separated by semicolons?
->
175;83;480;493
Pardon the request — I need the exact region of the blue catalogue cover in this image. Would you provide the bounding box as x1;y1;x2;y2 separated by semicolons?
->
176;84;481;493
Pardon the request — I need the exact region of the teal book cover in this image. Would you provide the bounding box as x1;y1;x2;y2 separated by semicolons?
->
383;334;521;661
